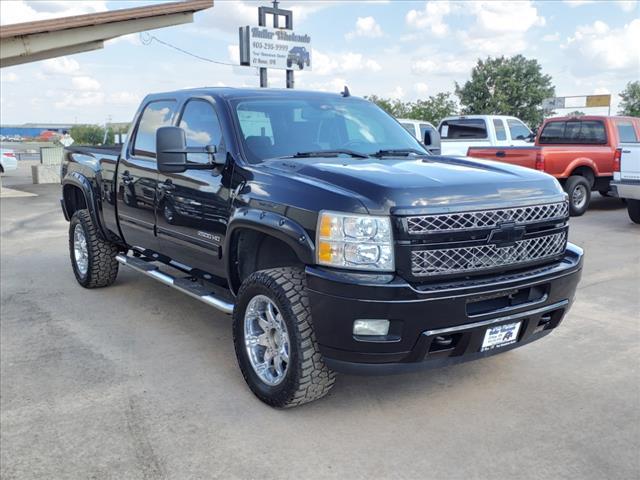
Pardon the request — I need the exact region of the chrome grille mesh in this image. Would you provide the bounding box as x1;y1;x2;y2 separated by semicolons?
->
406;202;569;234
411;231;567;277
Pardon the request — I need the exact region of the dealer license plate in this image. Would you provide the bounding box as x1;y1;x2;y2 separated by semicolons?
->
481;322;521;352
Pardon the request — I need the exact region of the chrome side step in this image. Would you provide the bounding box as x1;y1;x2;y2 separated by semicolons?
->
116;254;234;314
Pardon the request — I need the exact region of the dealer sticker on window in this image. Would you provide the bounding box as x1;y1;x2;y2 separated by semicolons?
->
481;322;521;352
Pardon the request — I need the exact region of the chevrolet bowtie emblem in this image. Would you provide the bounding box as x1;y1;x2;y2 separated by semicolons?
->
488;221;526;247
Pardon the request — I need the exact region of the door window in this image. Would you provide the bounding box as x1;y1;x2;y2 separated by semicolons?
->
179;99;224;163
616;121;639;143
506;119;531;140
493;119;507;141
132;100;176;158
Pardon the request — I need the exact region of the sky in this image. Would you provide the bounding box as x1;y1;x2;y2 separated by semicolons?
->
0;0;638;125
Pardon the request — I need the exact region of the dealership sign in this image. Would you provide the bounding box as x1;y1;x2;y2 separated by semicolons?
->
239;26;312;71
543;94;611;110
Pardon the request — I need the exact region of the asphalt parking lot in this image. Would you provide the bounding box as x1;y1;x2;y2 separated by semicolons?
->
1;164;639;480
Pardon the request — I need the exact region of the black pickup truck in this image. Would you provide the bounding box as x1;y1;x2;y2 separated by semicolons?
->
61;88;583;407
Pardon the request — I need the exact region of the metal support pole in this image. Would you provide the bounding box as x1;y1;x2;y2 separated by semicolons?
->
257;1;294;89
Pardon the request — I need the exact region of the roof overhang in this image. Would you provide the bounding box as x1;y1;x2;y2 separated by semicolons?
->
0;0;213;68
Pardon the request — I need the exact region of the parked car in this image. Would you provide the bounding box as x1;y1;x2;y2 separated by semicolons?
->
437;115;533;156
611;144;640;224
397;118;441;155
0;148;18;173
60;88;583;408
467;116;640;216
286;46;310;70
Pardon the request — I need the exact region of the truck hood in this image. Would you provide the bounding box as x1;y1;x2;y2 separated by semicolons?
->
262;155;566;215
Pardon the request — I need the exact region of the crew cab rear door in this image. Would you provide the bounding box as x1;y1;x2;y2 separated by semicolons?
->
117;99;177;250
154;97;233;279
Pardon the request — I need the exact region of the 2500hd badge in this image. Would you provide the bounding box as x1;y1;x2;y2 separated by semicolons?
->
60;87;583;408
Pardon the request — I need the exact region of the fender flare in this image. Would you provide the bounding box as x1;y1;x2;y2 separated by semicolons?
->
562;157;599;179
224;207;315;289
61;171;111;241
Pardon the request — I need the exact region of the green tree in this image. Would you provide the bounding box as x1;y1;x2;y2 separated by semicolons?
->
618;81;640;117
455;55;555;127
408;92;458;125
568;110;585;116
365;95;411;117
69;124;107;145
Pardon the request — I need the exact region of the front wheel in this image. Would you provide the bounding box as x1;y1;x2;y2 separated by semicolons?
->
565;175;591;216
627;199;640;224
69;209;119;288
233;267;336;408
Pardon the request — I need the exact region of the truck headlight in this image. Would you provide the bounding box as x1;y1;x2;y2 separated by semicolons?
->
316;211;394;271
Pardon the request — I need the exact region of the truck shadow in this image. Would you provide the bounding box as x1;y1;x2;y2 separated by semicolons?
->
588;192;626;211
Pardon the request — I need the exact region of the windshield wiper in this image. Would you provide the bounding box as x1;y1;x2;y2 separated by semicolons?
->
372;148;429;158
288;149;368;159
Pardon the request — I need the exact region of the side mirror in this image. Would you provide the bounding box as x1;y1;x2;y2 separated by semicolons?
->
156;126;223;173
157;126;187;173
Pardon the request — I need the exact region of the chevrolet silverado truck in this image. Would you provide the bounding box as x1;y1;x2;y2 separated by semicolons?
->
467;115;640;216
611;144;640;223
60;88;583;408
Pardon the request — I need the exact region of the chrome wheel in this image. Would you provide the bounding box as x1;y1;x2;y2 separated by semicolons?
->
73;223;89;276
244;295;290;386
572;184;587;210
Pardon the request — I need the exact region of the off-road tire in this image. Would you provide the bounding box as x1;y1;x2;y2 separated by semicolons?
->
69;209;119;288
627;199;640;224
565;175;591;217
233;267;336;408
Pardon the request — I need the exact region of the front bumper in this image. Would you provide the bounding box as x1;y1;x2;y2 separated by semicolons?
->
306;243;583;374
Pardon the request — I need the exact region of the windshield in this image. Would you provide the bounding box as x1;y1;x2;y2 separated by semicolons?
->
232;97;428;163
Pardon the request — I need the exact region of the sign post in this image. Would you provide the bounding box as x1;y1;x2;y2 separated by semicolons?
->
239;1;312;89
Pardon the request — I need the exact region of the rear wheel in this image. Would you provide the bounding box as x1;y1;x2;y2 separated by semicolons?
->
565;175;591;216
69;209;119;288
233;267;336;408
627;199;640;224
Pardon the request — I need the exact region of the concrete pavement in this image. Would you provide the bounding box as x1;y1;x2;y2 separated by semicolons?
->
1;166;638;479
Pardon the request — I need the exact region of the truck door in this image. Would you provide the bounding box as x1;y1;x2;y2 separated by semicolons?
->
506;118;533;146
155;98;232;279
117;99;176;249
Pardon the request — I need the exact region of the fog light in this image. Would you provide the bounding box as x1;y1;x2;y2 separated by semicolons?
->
353;319;390;336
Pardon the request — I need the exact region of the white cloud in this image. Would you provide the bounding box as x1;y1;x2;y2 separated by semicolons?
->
42;56;80;75
346;16;383;39
0;0;107;25
406;1;453;37
469;1;545;34
72;76;101;91
563;0;595;6
312;49;381;75
414;82;429;95
411;56;475;76
615;0;638;11
388;86;405;99
1;72;19;83
542;32;561;42
197;1;334;35
54;92;105;109
227;44;240;63
108;91;140;106
565;19;640;73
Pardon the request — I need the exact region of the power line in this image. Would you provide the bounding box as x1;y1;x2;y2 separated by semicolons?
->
139;32;237;67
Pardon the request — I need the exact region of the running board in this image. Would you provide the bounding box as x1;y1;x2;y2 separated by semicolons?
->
115;254;234;314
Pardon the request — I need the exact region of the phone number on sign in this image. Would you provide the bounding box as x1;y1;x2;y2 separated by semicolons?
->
252;42;288;51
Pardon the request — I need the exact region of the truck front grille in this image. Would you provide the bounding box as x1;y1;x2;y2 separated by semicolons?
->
411;231;567;277
406;201;569;234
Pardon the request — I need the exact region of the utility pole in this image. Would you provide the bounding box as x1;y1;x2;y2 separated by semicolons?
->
257;0;294;88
